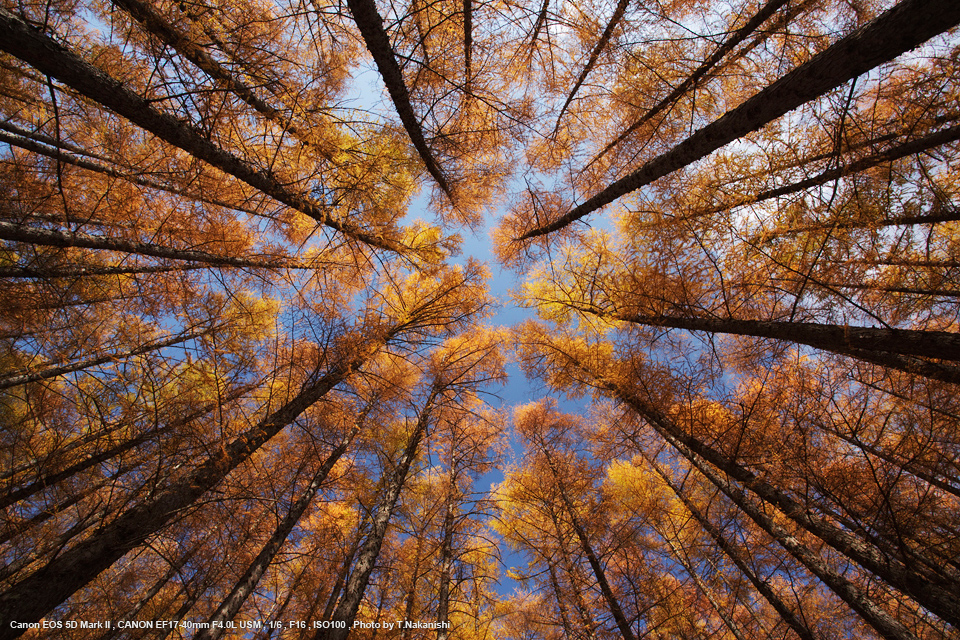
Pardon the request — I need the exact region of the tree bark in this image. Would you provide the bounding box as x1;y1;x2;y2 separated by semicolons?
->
0;325;212;391
662;436;919;640
541;450;636;640
194;424;362;640
0;383;256;510
0;221;308;270
580;362;960;627
0;8;405;254
642;451;819;640
0;325;395;636
589;0;793;165
344;0;453;200
552;0;631;133
317;386;440;640
519;0;960;240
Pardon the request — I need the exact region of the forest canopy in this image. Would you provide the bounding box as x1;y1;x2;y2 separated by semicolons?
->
1;0;959;638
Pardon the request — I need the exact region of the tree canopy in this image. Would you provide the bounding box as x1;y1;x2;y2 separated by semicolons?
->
1;0;959;638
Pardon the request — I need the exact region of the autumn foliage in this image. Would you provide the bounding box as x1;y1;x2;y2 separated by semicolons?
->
1;0;959;638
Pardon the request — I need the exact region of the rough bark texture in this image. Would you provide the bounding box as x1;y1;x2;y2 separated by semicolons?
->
552;0;631;132
0;221;307;270
585;366;960;628
318;388;439;640
111;0;321;151
590;0;793;164
0;326;210;391
0;126;272;219
344;0;454;200
0;8;404;253
0;384;255;510
0;330;390;636
519;0;960;240
611;312;960;362
643;452;819;640
195;426;361;640
544;452;636;640
680;442;920;640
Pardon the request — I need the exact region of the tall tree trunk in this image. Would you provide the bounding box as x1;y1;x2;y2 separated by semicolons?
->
321;524;366;621
541;450;636;640
110;0;325;154
317;387;440;640
0;8;404;254
400;535;425;640
589;0;794;165
547;505;597;638
575;305;960;383
1;383;256;509
660;535;750;640
519;0;960;240
642;452;818;640
435;480;456;640
344;0;453;201
194;424;363;640
662;434;919;640
0;221;307;271
0;324;213;391
552;0;631;133
0;125;271;219
0;325;395;637
575;357;960;627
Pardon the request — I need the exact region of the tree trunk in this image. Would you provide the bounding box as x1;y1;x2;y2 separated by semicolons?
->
436;477;457;640
519;0;960;240
0;8;404;254
589;0;793;165
665;122;960;227
344;0;453;200
194;424;362;640
660;535;750;640
321;525;365;621
642;451;818;640
0;221;305;271
0;327;393;637
317;387;439;640
663;435;919;640
111;0;324;153
0;325;212;391
542;451;636;640
0;125;271;219
552;0;631;132
585;363;960;627
1;383;256;509
582;307;960;383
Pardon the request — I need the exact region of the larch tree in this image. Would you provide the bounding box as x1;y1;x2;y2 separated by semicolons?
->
2;0;960;638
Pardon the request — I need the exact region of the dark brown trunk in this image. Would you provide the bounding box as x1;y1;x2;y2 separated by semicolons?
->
194;425;362;640
553;0;630;132
542;452;635;640
0;326;211;391
519;0;960;240
317;387;440;640
589;0;793;166
344;0;453;200
111;0;325;154
0;383;255;509
643;452;818;640
0;221;305;270
586;366;960;627
663;435;919;640
0;329;391;636
0;125;271;219
0;9;403;253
